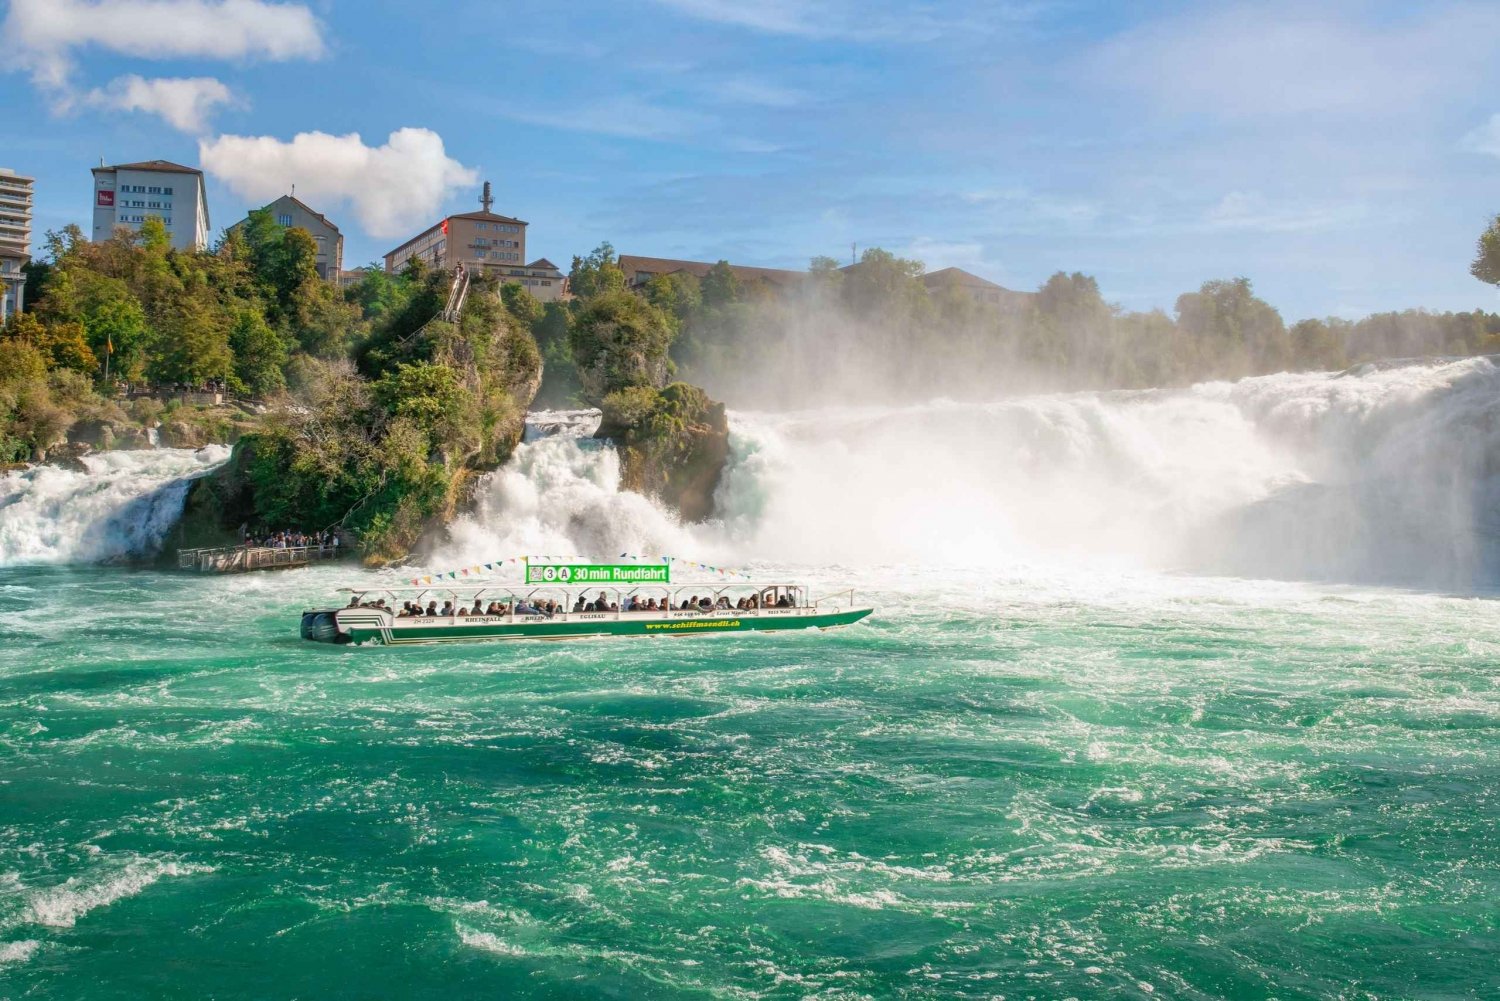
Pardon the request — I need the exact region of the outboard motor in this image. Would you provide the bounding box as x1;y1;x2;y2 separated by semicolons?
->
300;610;346;643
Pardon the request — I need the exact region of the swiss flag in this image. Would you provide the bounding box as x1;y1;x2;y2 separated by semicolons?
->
441;218;449;235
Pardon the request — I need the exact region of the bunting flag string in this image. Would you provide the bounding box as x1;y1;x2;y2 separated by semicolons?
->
405;553;755;588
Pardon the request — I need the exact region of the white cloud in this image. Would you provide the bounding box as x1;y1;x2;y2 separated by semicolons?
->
6;0;324;87
1088;3;1500;119
84;74;234;133
1461;114;1500;158
198;128;479;239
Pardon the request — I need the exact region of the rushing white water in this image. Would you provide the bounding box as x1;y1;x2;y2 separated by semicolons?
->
437;357;1500;591
0;446;229;567
4;358;1495;588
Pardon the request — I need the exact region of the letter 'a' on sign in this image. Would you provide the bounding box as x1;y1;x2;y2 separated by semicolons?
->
525;563;671;585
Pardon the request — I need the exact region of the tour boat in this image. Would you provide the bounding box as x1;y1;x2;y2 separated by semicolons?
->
300;581;873;646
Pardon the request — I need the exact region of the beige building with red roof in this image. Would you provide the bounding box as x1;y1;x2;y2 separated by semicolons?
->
383;182;567;300
91;159;210;251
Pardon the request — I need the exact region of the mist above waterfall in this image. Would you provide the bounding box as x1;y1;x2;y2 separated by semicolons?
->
436;357;1500;592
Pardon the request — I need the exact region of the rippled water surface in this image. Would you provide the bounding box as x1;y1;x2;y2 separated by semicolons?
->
2;563;1497;999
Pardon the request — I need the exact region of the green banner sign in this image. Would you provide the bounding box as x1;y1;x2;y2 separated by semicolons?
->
525;563;671;585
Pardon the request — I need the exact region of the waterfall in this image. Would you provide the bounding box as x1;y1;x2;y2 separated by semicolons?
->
436;357;1500;590
0;446;230;566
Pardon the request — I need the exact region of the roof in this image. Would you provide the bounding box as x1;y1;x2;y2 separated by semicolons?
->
447;211;527;225
619;254;806;287
277;194;341;234
383;211;528;259
526;258;560;271
94;159;203;175
922;267;1009;291
226;194;343;236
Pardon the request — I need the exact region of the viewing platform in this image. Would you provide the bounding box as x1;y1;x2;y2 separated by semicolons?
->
177;544;344;573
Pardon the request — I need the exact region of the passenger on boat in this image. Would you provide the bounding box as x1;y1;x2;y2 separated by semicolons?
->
440;600;455;616
573;596;586;613
777;595;793;608
698;596;712;611
426;601;438;616
472;600;484;615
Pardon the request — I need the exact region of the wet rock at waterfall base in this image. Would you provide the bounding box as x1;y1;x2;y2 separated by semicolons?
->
596;382;730;523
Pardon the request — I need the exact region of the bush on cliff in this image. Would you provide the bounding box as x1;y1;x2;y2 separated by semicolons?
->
600;382;729;523
180;278;543;561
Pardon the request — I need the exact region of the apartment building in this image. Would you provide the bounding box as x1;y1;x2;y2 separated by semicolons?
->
383;184;568;301
0;167;32;323
91;160;211;251
229;194;344;280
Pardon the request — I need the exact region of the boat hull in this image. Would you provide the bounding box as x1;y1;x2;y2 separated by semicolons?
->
304;606;874;646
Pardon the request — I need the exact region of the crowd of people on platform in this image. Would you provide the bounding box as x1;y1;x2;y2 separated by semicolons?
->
345;589;799;619
245;529;341;551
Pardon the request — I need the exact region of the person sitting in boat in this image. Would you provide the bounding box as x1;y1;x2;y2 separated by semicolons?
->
515;600;539;615
425;601;438;616
776;594;792;608
471;599;484;616
440;600;455;616
348;596;361;607
573;596;586;613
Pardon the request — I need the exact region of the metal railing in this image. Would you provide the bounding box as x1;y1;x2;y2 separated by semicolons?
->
812;589;857;609
178;544;344;573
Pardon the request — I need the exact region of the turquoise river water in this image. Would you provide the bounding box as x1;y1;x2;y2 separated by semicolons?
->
4;360;1500;998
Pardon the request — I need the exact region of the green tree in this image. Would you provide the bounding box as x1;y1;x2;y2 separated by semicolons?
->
1473;214;1500;286
568;242;626;301
499;282;544;329
229;309;289;396
567;289;674;403
1174;277;1288;377
700;261;741;310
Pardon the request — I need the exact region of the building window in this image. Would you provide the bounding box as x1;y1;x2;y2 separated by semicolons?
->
277;214;293;227
163;187;173;195
148;186;161;194
542;280;552;286
475;250;486;258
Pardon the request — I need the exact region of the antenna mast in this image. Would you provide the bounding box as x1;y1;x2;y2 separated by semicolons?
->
480;181;494;214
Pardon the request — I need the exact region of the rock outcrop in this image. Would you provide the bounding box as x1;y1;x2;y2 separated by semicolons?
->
598;382;730;522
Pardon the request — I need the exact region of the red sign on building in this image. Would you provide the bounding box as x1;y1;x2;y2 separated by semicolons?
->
97;190;115;207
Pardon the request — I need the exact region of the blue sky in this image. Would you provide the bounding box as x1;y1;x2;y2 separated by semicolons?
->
3;0;1499;320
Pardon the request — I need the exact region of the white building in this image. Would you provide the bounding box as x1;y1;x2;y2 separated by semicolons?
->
91;160;210;251
0;167;33;323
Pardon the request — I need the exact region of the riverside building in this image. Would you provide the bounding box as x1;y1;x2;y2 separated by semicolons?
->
0;167;33;323
91;160;211;252
229;194;344;280
382;181;568;301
